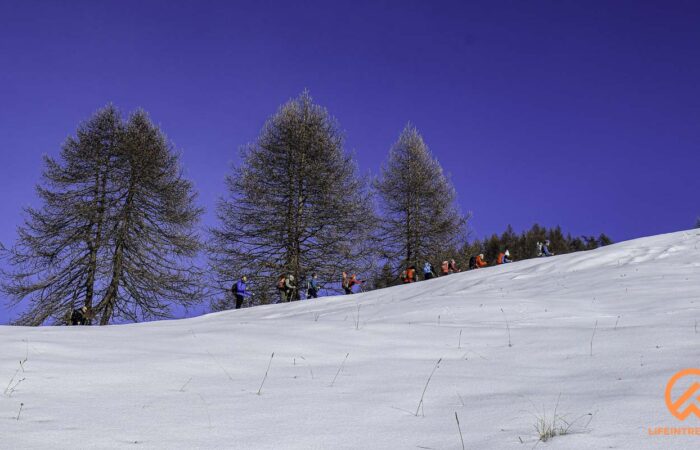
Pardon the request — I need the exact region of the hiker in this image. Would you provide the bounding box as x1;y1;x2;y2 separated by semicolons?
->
342;272;362;294
402;265;417;283
276;274;287;303
448;259;460;273
284;274;296;301
541;240;554;257
70;306;89;325
306;273;320;299
440;260;450;276
231;276;252;309
474;253;488;268
423;261;437;280
497;250;512;265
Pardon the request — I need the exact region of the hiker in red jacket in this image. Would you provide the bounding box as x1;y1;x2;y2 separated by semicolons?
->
343;272;362;294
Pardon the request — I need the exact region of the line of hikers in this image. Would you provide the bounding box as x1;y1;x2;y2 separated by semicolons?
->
401;240;554;283
229;271;364;309
222;240;556;310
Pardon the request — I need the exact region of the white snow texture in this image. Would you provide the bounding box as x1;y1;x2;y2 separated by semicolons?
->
2;229;700;449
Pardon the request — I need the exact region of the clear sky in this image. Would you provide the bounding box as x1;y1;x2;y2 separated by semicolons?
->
1;0;698;323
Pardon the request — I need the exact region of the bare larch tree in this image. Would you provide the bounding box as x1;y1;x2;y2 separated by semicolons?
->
209;92;375;306
374;124;468;273
2;106;203;325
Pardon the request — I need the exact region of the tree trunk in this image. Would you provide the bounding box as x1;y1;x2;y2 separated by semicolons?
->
84;166;108;317
98;179;134;325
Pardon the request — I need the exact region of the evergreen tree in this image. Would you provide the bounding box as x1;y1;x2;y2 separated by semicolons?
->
598;234;613;246
569;235;585;252
2;107;121;325
2;106;203;325
369;262;397;290
93;111;203;324
583;236;599;250
546;226;568;255
374;124;467;273
209;92;374;305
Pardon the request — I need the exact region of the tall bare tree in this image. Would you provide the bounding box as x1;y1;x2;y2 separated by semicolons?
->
209;92;375;305
93;111;203;324
2;106;121;325
2;106;203;325
374;124;468;273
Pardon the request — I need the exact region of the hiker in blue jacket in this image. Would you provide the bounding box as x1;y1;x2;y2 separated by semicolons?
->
423;261;437;280
232;276;252;309
306;273;320;299
541;240;554;257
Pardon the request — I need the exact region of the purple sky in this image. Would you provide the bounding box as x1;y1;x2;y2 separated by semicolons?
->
1;1;699;323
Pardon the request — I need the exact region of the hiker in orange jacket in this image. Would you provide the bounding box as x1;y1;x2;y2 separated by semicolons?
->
497;250;513;265
475;253;488;268
440;260;449;276
402;266;417;283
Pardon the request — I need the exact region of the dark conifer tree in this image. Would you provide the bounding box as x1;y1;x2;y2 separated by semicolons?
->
374;124;468;273
209;92;374;305
598;234;613;246
2;107;202;325
2;107;121;325
93;111;203;324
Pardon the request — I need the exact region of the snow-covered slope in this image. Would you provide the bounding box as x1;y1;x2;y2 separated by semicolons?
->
2;230;700;449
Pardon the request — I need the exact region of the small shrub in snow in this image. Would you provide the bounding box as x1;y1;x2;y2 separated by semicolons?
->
533;396;593;443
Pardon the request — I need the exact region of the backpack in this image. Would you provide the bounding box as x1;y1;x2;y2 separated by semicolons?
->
536;242;543;256
277;277;285;289
497;253;504;264
423;262;431;274
469;256;476;269
232;282;239;294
